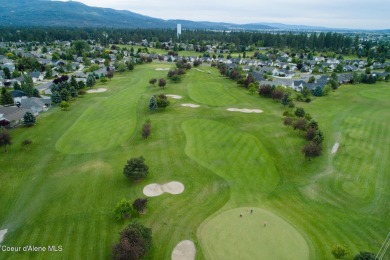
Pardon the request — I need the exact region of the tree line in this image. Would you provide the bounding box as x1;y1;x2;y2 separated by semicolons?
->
0;27;388;58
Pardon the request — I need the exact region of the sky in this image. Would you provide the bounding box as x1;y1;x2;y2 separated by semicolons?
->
66;0;390;29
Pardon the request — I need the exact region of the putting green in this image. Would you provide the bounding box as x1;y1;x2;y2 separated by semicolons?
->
198;207;309;260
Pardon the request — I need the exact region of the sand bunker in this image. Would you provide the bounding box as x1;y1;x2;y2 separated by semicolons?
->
155;68;170;71
172;240;196;260
181;104;200;108
166;94;183;99
331;142;340;154
87;88;107;93
227;108;263;113
0;229;8;244
143;181;185;197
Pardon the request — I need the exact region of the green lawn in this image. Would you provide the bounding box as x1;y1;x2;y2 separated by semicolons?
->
198;207;309;260
0;63;389;259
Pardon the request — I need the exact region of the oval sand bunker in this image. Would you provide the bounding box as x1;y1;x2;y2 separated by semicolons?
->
166;94;183;99
143;181;185;197
181;104;200;108
172;240;196;260
227;108;263;113
87;88;107;93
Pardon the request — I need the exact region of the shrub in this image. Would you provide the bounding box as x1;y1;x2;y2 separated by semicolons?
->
113;199;133;220
112;222;152;260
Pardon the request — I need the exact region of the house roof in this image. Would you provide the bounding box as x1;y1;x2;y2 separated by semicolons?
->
11;90;27;98
0;106;28;122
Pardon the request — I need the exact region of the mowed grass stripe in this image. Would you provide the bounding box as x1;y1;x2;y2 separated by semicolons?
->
182;119;280;205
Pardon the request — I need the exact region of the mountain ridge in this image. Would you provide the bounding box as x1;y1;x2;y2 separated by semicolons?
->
0;0;388;31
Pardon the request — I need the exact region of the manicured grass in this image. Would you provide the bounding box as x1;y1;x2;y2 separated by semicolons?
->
182;119;279;205
198;207;309;260
186;69;237;106
0;63;389;259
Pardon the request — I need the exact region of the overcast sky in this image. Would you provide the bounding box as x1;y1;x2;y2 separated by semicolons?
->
69;0;389;29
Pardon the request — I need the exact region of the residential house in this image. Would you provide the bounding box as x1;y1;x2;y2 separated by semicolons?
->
0;106;29;127
19;97;48;116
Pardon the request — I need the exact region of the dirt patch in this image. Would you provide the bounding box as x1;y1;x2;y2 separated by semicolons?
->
143;181;185;197
331;142;340;154
227;108;263;113
166;94;183;99
155;68;170;71
181;104;200;108
0;229;8;244
172;240;196;260
87;88;107;93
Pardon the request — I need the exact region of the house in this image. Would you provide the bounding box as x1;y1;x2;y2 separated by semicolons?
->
0;106;29;127
30;71;44;83
3;62;15;72
19;97;48;116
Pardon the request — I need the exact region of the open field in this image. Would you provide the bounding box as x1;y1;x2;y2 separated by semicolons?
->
0;63;389;259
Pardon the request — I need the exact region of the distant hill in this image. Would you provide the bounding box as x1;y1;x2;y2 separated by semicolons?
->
0;0;386;31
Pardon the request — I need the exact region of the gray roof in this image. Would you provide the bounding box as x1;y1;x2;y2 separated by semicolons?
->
0;106;28;122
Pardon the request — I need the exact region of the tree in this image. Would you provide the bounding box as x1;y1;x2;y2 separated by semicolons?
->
302;142;322;160
0;88;14;106
156;94;170;109
60;89;70;102
281;93;290;107
13;81;21;90
308;76;316;83
312;86;323;97
293;118;308;132
3;67;11;79
132;198;148;214
21;139;32;150
112;222;152;260
123;156;149;182
306;127;316;141
86;74;96;88
272;89;284;100
313;130;325;144
158;78;166;89
60;101;70;111
353;251;376;260
142;121;151;139
113;198;133;220
302;86;311;98
126;61;134;71
23;112;36;126
149;96;158;112
107;70;114;80
69;86;78;98
0;127;12;152
331;244;350;259
149;78;157;87
248;83;257;95
51;91;61;104
295;107;306;118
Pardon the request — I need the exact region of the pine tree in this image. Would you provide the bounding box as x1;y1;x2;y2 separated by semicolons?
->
149;96;158;111
51;91;61;104
23;112;36;126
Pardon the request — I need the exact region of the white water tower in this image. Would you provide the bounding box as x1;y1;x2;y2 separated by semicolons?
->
177;24;181;38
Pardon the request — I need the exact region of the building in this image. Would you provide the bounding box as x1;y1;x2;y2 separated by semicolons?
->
177;24;182;38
